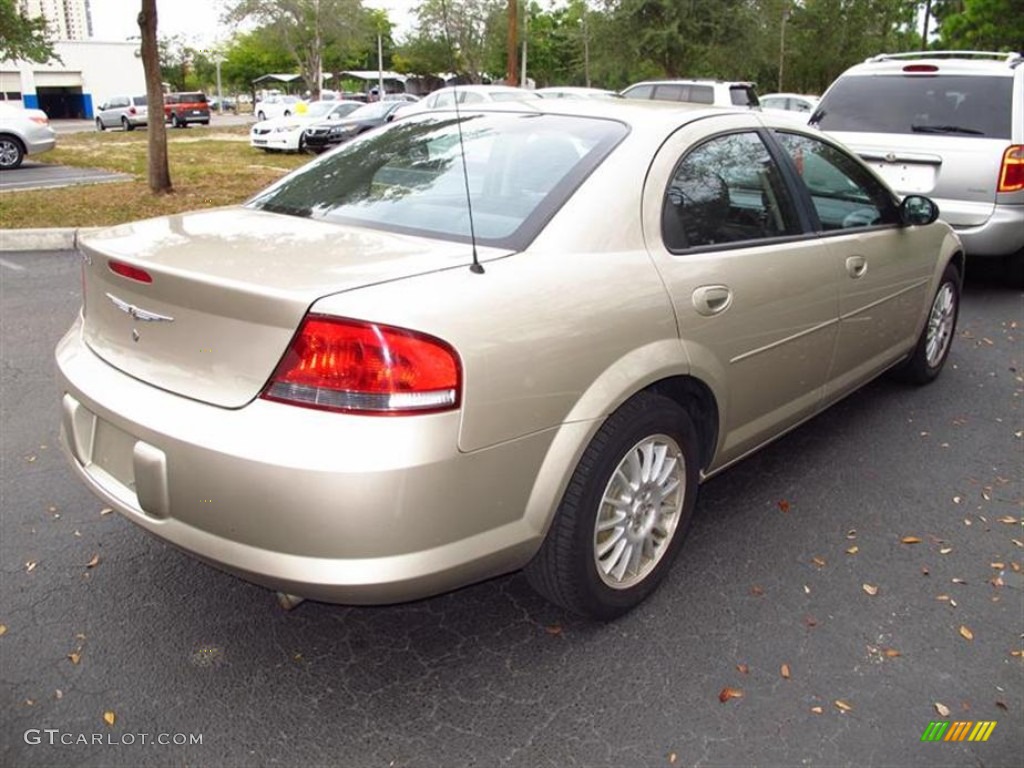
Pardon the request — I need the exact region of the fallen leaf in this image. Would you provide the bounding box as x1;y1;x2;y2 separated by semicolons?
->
25;699;34;706
85;554;100;569
750;585;764;597
810;706;823;715
67;651;81;665
804;616;818;628
100;507;113;516
846;545;859;555
921;565;930;576
669;754;677;765
995;701;1008;711
883;648;901;658
834;700;853;712
803;584;811;594
936;594;950;601
901;536;922;544
950;599;958;607
953;496;962;504
1012;539;1023;548
25;561;36;573
54;689;63;700
1012;562;1022;573
736;663;749;675
952;578;967;585
1010;650;1022;658
777;500;791;513
940;547;953;555
991;562;1005;569
719;687;744;703
862;583;879;596
846;530;857;539
964;518;972;526
0;625;6;637
935;702;951;717
781;663;791;679
26;455;36;463
545;624;562;636
103;710;115;726
998;516;1019;524
812;556;826;567
989;576;1005;588
959;625;974;641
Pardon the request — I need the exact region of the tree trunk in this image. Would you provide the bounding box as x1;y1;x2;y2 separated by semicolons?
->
138;0;171;194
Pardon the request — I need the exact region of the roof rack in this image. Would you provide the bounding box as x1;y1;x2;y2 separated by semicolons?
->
865;50;1022;65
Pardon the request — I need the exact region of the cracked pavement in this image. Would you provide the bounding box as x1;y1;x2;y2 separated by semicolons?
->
1;251;1021;767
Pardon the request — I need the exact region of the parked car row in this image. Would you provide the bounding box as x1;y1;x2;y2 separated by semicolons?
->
94;92;211;131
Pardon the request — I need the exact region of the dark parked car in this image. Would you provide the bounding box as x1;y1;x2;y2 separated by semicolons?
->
303;100;404;153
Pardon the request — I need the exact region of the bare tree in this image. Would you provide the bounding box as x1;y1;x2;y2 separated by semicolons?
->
138;0;171;193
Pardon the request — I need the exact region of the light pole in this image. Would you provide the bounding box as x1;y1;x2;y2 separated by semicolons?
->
778;8;789;93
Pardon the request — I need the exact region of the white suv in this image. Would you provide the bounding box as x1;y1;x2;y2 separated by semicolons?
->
621;79;759;108
812;51;1024;283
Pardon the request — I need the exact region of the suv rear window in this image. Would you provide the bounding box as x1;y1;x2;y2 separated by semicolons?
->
813;75;1012;139
179;93;207;104
729;87;758;107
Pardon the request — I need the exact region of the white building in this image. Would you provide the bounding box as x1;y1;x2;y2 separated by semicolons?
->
1;40;144;119
17;0;93;41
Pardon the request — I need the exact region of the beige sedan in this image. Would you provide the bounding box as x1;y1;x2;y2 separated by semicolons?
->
56;100;963;619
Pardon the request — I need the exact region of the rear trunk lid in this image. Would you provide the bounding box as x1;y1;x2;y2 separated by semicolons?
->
79;207;508;408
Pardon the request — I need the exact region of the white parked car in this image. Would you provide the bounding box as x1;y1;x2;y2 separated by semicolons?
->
0;103;57;169
391;85;541;120
536;87;620;100
759;92;820;115
249;100;363;153
253;94;305;122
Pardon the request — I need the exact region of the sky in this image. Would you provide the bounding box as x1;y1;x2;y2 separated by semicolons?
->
88;0;419;46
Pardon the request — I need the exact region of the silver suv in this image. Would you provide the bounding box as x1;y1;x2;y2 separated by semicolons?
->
95;95;148;131
621;79;759;108
812;52;1023;282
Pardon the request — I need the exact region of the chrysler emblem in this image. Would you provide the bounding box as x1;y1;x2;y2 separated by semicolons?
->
105;293;174;323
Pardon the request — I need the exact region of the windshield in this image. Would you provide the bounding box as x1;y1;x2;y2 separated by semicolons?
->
247;112;627;249
305;102;335;118
813;75;1012;138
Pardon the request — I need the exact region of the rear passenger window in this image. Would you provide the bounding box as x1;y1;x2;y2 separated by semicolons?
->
662;131;801;250
774;132;899;231
690;86;714;104
653;84;687;102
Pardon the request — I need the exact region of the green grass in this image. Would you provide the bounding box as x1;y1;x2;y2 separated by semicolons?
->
0;125;312;229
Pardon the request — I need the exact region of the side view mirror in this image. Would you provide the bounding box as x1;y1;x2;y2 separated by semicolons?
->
899;195;939;226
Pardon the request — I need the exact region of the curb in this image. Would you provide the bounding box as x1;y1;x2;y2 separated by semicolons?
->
0;227;99;252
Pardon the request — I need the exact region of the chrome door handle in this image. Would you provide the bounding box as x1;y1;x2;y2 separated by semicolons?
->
846;255;868;278
692;285;732;316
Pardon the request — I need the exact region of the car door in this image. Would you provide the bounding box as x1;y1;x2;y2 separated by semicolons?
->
643;114;839;469
771;130;935;400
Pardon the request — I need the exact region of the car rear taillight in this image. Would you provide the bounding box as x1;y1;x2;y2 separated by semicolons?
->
128;106;136;115
998;145;1024;193
28;115;48;126
108;260;153;283
262;315;461;415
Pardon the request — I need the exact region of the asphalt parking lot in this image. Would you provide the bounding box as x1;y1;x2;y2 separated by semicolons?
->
0;252;1021;768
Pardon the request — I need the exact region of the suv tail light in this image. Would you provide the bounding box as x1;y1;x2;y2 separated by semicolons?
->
262;315;461;415
998;145;1024;193
128;106;136;115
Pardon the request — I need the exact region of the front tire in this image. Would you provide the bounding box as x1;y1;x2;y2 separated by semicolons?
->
893;263;960;385
95;118;105;131
525;392;700;619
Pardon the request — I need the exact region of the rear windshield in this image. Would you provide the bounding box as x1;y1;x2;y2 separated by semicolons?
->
813;75;1012;138
178;93;207;104
247;112;627;250
134;96;147;106
730;86;758;107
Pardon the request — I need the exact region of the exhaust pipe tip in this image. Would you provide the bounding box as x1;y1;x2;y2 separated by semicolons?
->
275;592;306;611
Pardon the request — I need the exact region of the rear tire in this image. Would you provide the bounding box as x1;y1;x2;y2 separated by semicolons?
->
525;392;700;619
892;263;960;385
122;117;134;131
0;136;25;169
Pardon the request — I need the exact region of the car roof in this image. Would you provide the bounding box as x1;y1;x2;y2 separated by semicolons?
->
843;51;1022;77
626;78;756;87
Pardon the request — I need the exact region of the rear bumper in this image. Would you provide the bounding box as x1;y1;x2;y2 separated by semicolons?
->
946;203;1024;258
25;133;56;156
55;315;551;604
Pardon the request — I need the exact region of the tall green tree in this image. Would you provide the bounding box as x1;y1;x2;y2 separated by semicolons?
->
405;0;503;82
221;29;296;94
225;0;370;98
0;0;60;63
934;0;1024;50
